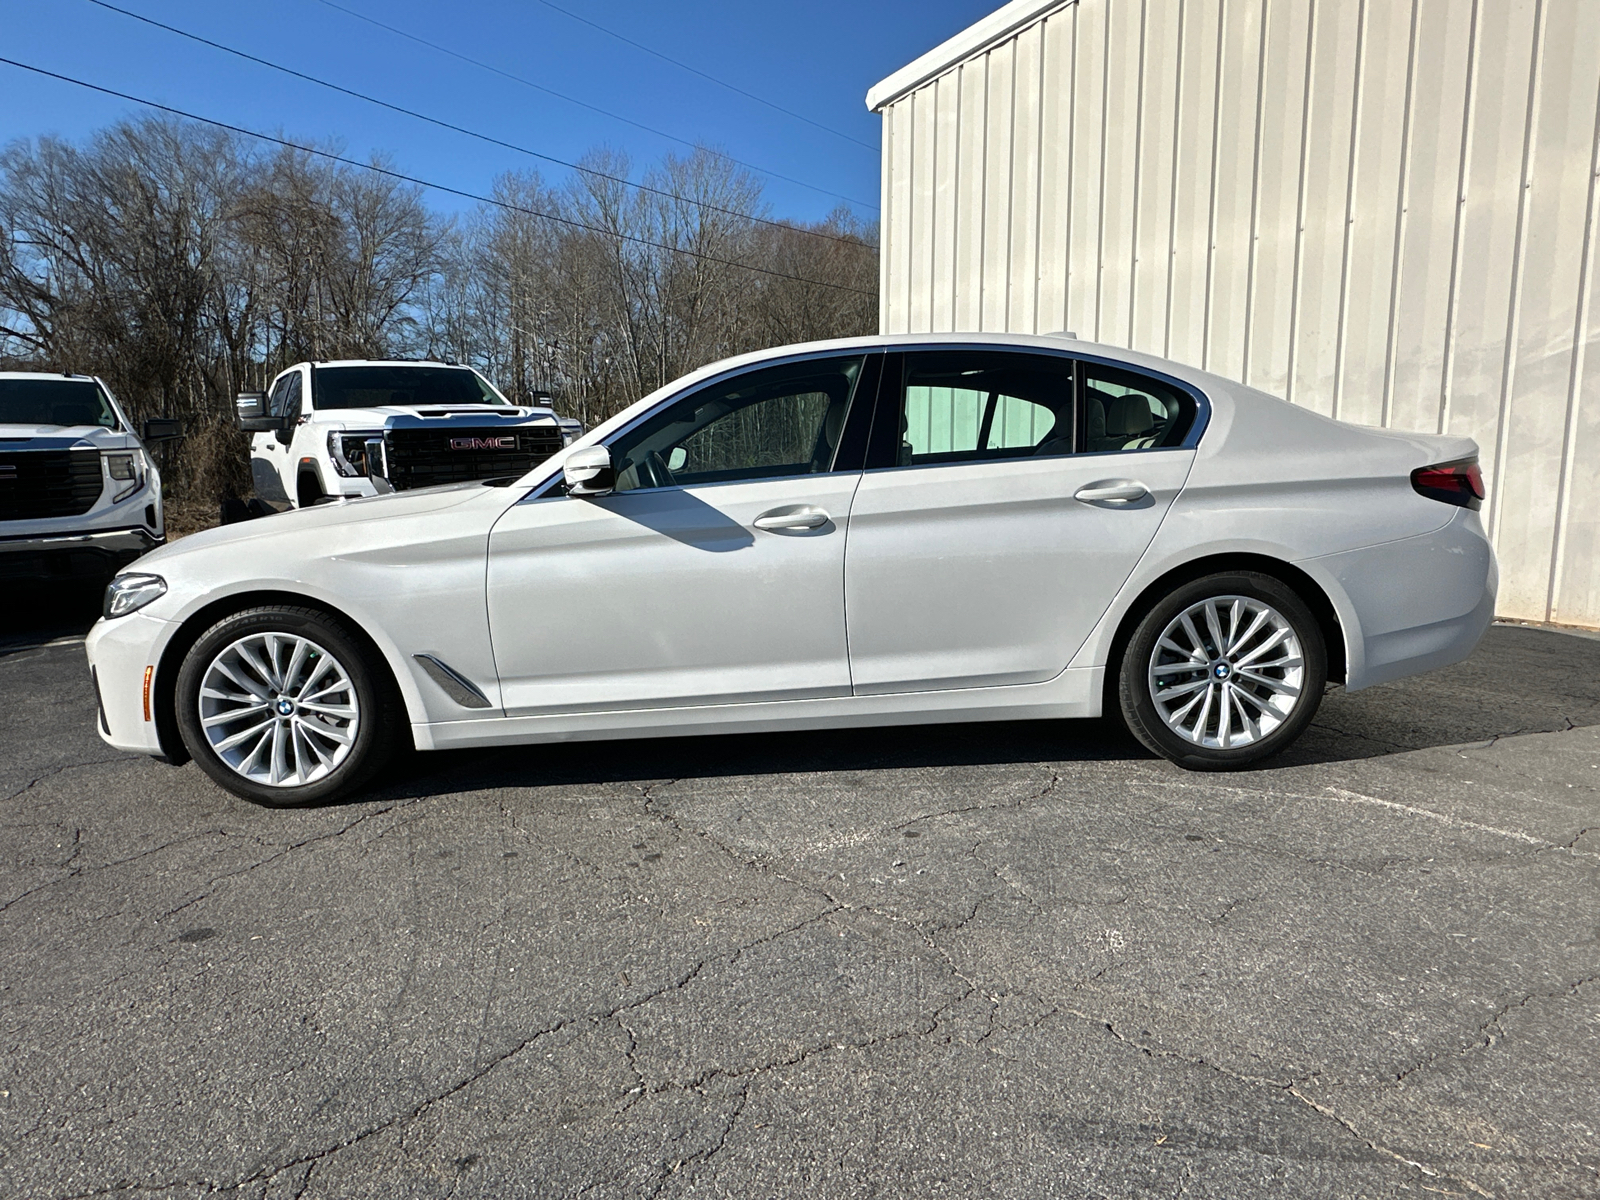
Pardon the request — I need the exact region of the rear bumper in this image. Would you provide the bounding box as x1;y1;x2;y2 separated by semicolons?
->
0;526;162;580
1300;507;1498;691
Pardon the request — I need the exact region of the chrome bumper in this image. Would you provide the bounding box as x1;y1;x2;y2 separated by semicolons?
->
0;526;162;579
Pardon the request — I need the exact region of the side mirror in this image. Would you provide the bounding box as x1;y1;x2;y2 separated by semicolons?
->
563;445;614;497
236;392;277;432
141;417;183;442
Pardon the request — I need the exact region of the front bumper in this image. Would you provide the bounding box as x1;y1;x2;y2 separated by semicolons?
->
0;526;162;581
84;611;173;754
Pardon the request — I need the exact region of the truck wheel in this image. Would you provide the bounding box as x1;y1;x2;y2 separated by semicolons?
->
297;472;324;508
1117;572;1327;770
175;606;402;806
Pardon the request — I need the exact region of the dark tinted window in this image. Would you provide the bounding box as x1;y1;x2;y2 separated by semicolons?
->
0;379;116;428
268;371;302;421
312;366;501;410
880;351;1074;468
1080;363;1194;452
610;356;865;492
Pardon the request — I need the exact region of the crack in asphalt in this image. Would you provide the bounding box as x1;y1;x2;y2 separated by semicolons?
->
0;828;227;915
2;756;127;804
156;801;420;921
1391;974;1599;1087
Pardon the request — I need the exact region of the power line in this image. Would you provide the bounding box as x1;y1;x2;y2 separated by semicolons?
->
0;56;878;300
531;0;880;154
311;0;877;212
83;0;875;250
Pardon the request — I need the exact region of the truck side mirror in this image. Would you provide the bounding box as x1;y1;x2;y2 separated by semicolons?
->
563;445;614;497
236;392;277;432
141;417;183;442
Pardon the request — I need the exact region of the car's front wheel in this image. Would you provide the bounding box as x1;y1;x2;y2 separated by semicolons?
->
175;606;401;805
1118;572;1328;770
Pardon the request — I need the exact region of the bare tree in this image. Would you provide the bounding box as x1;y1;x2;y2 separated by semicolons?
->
1;116;877;507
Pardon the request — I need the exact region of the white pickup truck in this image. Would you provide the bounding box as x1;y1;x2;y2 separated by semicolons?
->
0;372;178;582
238;360;580;509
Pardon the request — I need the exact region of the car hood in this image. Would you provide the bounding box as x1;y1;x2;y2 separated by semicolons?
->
135;480;494;571
0;423;133;448
308;405;558;427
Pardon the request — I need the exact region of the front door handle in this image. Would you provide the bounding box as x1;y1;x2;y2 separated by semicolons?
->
753;505;830;531
1074;480;1149;504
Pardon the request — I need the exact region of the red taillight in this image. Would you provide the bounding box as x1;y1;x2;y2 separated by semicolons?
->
1411;458;1484;510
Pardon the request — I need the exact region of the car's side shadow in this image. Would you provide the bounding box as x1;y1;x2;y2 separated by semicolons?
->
357;625;1600;805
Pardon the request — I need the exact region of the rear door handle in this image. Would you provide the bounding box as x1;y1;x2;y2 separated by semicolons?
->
753;505;830;531
1074;480;1149;504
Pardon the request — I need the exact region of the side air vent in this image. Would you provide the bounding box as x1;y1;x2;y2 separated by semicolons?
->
413;654;493;709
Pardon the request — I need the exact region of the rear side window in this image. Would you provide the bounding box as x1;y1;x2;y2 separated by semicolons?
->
876;351;1075;468
1080;363;1194;452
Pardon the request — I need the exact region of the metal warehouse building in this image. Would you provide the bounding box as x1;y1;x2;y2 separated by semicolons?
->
868;0;1600;627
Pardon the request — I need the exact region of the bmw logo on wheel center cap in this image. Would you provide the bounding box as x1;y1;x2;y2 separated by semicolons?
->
276;697;296;716
1212;662;1232;680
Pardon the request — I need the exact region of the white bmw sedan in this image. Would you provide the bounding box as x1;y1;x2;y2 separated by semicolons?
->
86;334;1496;805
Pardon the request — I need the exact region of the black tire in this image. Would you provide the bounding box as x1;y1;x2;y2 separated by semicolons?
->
1117;571;1327;770
297;472;324;508
175;605;403;806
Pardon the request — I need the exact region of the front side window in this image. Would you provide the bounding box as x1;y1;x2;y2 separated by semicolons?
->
267;372;302;421
609;356;865;492
1081;364;1193;452
882;351;1075;468
0;379;117;428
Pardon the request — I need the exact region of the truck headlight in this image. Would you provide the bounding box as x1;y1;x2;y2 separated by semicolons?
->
104;573;167;619
329;431;380;477
104;450;147;502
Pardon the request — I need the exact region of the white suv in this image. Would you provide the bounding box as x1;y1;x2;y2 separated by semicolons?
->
238;360;580;509
0;372;177;582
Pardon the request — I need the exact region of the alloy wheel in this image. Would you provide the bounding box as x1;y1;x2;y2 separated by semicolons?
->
1147;595;1304;750
196;632;361;787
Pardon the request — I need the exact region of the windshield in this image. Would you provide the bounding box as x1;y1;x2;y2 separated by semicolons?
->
312;366;504;410
0;379;117;428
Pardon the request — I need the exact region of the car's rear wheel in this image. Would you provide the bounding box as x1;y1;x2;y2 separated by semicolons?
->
1118;572;1327;770
175;606;401;806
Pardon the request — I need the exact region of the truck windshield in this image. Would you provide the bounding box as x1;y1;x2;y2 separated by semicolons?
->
312;366;504;410
0;379;117;428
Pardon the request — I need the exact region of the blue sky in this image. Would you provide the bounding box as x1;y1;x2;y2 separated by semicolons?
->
0;0;994;225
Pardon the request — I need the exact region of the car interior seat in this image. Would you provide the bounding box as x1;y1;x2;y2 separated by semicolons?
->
1084;389;1111;451
1106;394;1156;448
813;402;848;471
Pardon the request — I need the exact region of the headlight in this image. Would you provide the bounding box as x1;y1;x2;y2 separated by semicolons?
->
103;573;167;619
104;450;148;502
329;431;380;477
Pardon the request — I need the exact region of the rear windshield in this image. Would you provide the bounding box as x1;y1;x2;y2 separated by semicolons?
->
0;379;117;428
311;366;502;410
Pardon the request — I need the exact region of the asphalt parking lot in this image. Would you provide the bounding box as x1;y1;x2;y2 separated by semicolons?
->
3;584;1598;1199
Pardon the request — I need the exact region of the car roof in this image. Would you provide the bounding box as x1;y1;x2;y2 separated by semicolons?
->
301;360;476;369
637;332;1230;399
0;371;104;382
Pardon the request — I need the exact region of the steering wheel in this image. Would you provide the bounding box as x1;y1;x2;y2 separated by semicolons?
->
639;449;676;489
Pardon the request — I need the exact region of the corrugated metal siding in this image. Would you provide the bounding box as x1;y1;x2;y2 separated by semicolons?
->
877;0;1600;627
